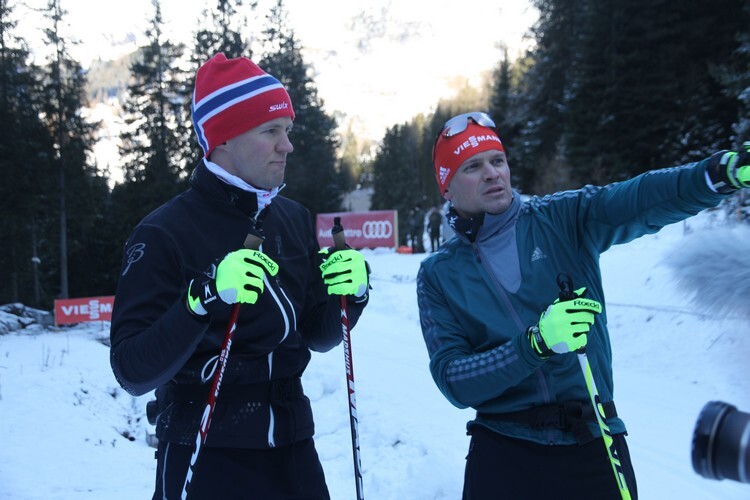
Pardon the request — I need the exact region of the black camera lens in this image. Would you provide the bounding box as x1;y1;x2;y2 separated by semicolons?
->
691;401;750;483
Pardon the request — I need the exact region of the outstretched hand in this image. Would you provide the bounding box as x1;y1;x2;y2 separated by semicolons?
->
708;142;750;192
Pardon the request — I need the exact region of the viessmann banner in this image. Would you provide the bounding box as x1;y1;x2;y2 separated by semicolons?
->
54;295;115;326
316;210;398;249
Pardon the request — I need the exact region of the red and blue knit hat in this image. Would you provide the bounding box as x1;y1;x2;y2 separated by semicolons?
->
191;53;295;158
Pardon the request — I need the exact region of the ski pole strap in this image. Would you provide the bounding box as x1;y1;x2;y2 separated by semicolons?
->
476;400;617;445
162;377;304;405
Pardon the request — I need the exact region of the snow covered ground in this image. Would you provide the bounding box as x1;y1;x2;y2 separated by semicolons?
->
1;210;749;499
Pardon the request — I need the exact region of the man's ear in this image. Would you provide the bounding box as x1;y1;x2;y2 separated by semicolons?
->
443;189;452;201
209;141;231;164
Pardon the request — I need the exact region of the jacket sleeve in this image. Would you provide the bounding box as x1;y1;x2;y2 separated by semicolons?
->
574;158;729;253
109;223;209;396
416;263;544;409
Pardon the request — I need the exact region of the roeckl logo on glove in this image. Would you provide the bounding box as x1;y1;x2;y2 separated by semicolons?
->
572;298;598;309
251;251;278;274
320;252;345;272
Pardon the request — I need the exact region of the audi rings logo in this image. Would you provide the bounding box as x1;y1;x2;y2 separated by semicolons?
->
362;220;393;239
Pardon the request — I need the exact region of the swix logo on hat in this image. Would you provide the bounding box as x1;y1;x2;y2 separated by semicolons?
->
432;122;504;196
269;102;289;112
191;53;295;158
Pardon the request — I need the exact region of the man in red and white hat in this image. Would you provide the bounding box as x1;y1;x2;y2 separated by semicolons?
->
418;111;750;499
110;53;370;499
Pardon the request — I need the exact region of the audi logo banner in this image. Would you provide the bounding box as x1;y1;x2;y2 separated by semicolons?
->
316;210;398;249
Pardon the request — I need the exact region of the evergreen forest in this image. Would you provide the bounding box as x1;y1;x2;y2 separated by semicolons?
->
1;0;748;308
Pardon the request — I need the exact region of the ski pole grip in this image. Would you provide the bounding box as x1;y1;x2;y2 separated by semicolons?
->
332;217;346;251
556;272;575;301
244;230;264;250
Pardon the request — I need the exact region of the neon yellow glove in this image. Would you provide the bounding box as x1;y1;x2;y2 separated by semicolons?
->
707;141;750;193
527;287;602;358
187;249;279;316
318;248;370;298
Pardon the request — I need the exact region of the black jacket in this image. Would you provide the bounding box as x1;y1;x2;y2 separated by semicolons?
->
110;161;367;448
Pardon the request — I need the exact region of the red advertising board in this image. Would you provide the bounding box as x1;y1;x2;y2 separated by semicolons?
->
316;210;398;249
54;295;115;326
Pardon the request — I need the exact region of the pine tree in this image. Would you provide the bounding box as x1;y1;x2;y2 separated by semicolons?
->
257;0;342;215
561;0;626;184
725;7;750;144
369;122;422;244
38;0;104;300
512;0;583;194
113;0;191;250
192;0;251;61
0;0;56;306
488;47;525;159
337;126;363;194
503;0;747;192
566;0;745;182
714;1;750;223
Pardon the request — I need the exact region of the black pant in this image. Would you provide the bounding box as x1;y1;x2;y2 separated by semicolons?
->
463;426;638;500
153;438;330;500
429;229;441;252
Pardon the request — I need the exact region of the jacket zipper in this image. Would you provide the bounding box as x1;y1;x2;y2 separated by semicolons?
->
473;242;554;435
263;269;296;448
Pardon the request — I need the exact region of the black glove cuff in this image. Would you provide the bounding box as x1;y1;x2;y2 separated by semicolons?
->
706;150;738;194
188;274;230;317
184;289;212;322
527;325;553;358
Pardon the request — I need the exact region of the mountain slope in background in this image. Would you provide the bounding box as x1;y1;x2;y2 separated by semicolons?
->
85;51;139;105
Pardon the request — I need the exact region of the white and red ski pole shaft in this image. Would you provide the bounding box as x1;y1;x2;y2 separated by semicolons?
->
182;231;264;500
331;217;365;500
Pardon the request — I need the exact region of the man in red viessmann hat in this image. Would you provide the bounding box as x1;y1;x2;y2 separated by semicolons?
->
417;111;750;499
110;53;370;499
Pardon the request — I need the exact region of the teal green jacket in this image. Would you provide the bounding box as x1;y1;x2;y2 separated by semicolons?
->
417;158;727;444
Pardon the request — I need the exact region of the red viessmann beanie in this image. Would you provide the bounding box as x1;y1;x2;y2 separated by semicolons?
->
191;53;295;158
432;122;504;195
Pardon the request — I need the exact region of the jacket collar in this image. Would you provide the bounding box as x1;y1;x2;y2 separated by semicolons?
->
189;160;261;218
448;192;521;243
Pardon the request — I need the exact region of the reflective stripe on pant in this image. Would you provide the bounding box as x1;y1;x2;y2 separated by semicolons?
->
153;438;330;500
462;425;638;500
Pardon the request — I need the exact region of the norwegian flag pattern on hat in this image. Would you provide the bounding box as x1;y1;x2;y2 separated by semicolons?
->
192;53;295;158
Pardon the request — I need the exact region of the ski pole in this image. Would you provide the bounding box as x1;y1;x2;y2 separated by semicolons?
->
182;231;264;500
556;273;632;500
331;217;365;500
577;353;631;499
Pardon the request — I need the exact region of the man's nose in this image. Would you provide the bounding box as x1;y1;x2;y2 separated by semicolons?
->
278;133;294;153
482;162;500;180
